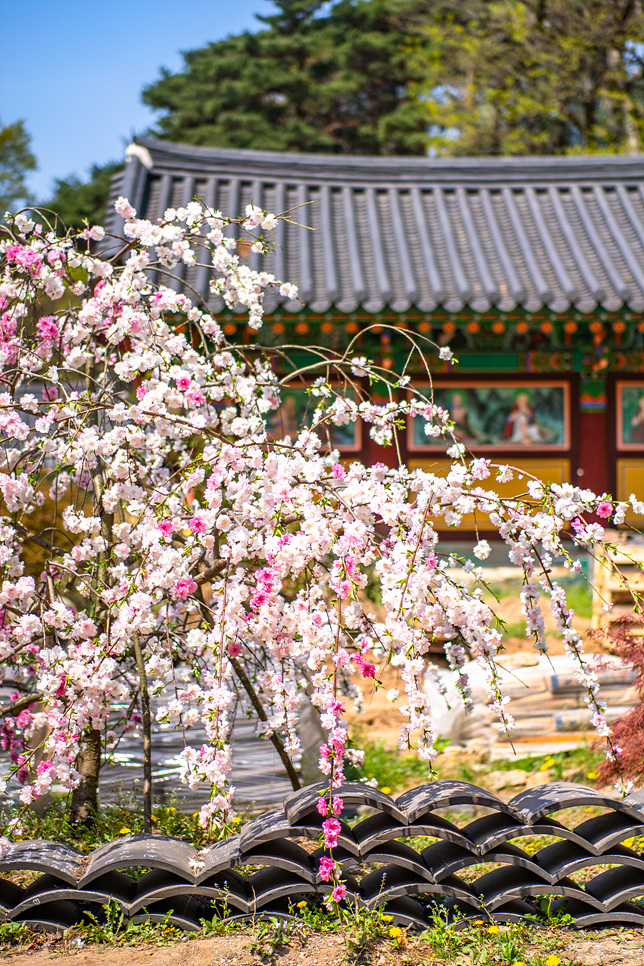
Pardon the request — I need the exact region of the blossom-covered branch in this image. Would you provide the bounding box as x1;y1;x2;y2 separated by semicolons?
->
0;197;640;846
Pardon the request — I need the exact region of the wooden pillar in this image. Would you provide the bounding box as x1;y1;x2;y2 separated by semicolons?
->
576;410;609;495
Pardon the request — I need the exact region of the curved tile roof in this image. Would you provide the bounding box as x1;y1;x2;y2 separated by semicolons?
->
105;137;644;316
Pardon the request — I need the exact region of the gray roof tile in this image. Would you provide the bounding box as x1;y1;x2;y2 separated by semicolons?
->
105;138;644;315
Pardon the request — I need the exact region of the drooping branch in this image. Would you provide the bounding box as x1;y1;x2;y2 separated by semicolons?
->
229;656;301;791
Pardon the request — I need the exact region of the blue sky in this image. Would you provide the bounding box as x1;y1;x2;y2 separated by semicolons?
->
1;0;272;201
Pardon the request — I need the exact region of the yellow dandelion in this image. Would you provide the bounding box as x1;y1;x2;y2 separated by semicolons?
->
388;927;402;939
382;915;393;923
487;924;500;935
381;787;392;796
544;957;560;966
586;771;599;781
473;919;484;926
118;827;132;835
296;900;307;909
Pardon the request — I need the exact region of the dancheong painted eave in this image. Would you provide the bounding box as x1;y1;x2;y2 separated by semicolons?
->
105;137;644;319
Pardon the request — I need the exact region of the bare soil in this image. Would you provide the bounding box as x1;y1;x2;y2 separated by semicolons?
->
3;928;644;966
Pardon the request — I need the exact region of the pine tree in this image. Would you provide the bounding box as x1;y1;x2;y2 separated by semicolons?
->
45;161;123;232
141;0;431;155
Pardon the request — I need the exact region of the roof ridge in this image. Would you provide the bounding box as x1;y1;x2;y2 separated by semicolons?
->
134;137;644;187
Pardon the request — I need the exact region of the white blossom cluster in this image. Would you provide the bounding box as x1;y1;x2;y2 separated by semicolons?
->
0;200;637;827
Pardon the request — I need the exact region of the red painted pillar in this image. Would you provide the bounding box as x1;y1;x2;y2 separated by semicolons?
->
577;411;609;495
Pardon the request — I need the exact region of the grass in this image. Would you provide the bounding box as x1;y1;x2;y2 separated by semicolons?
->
485;575;593;637
2;792;244;852
347;734;606;797
0;894;578;966
349;733;434;793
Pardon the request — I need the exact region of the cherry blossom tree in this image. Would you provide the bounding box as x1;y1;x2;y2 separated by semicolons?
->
0;197;640;849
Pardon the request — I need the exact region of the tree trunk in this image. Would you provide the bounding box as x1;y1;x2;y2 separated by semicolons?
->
70;727;102;824
132;634;153;832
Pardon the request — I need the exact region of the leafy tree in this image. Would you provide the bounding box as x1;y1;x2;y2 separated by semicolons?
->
44;161;123;233
0;197;630;832
0;120;37;214
417;0;644;156
142;0;431;155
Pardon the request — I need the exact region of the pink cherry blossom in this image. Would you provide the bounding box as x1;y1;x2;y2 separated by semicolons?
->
322;817;341;849
318;856;335;881
0;198;634;828
36;317;59;341
174;577;198;600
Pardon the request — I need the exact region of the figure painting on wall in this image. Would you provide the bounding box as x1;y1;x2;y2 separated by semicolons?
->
501;390;556;446
447;390;484;445
267;387;361;451
617;383;644;448
409;382;569;451
629;393;644;444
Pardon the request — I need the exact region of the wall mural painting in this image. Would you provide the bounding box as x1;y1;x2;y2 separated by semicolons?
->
617;382;644;449
267;386;361;451
409;382;570;451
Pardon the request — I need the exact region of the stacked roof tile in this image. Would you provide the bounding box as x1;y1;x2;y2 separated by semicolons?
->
105;138;644;317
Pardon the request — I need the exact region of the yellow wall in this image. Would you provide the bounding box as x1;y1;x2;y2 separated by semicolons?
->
408;458;571;530
616;459;644;525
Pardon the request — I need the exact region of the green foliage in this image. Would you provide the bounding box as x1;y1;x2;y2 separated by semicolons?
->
80;899;181;946
141;0;431;156
289;896;342;932
0;921;32;947
246;916;297;956
421;912;569;965
494;744;604;784
342;902;399;957
535;895;575;928
0;120;37;214
6;794;242;850
348;734;432;791
44;160;123;232
415;0;644;156
289;896;401;958
422;904;462;958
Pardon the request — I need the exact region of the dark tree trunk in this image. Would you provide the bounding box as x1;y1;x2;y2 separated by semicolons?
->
132;634;153;832
70;727;102;824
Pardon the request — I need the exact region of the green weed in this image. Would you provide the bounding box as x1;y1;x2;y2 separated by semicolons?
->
4;792;243;851
0;921;32;948
348;734;431;793
494;744;604;784
79;899;182;946
246;916;297;957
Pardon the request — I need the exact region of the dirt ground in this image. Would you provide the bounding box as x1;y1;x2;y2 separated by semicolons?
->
349;591;595;754
3;929;644;966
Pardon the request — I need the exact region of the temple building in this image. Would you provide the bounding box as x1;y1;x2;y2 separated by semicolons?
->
107;138;644;531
